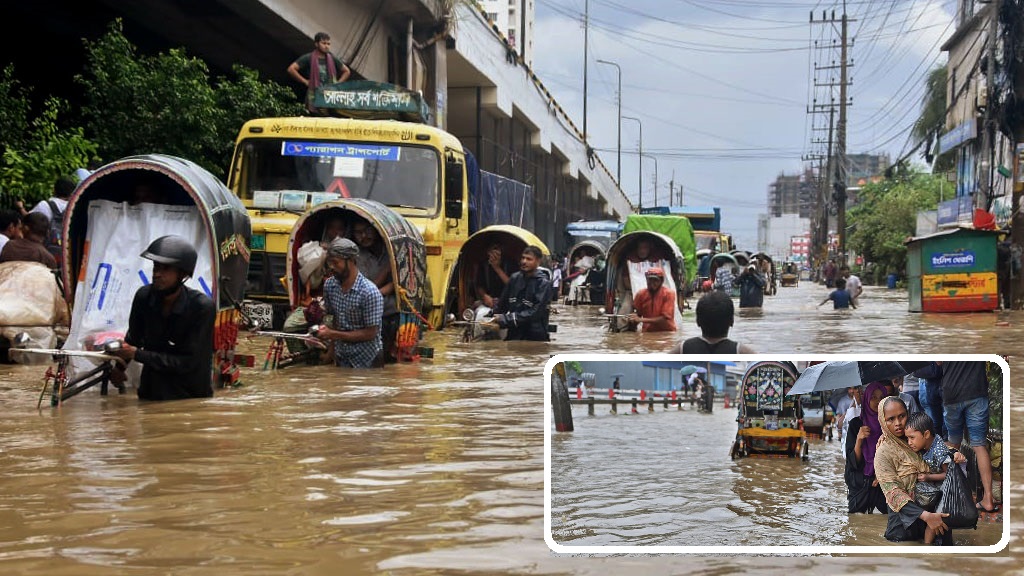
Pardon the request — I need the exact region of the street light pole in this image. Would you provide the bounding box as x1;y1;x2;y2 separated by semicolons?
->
582;0;589;142
641;153;658;207
596;59;621;188
623;115;642;209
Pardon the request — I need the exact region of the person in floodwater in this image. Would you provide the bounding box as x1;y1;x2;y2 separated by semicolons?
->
819;277;855;309
475;242;515;309
735;264;766;308
875;396;952;544
352;218;399;363
314;238;383;368
673;291;755;354
491;245;552;341
627;267;677;332
110;235;215;400
843;381;888;514
904;411;968;544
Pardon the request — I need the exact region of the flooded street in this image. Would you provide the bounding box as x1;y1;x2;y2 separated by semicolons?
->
0;281;1021;574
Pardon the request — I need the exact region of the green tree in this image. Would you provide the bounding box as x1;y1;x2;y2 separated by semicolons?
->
76;19;223;174
0;65;32;157
912;66;954;173
847;165;946;276
213;65;304;170
0;95;96;207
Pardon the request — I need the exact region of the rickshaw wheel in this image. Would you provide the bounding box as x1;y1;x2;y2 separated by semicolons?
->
801;440;810;461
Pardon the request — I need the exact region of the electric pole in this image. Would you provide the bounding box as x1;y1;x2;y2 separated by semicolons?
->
836;4;850;267
809;4;854;268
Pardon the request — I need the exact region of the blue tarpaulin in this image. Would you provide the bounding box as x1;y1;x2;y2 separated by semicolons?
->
469;169;534;234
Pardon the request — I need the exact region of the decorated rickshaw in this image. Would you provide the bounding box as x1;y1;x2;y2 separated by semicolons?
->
17;154;252;406
730;361;808;460
445;225;551;341
603;230;687;332
281;198;431;366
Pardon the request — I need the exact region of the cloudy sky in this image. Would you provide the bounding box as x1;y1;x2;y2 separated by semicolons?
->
531;0;957;249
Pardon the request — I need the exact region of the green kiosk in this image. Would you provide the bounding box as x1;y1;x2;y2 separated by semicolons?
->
905;227;1002;312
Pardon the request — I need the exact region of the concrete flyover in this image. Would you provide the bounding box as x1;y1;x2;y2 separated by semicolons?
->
18;0;632;252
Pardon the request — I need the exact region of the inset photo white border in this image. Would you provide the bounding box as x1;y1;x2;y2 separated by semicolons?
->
544;353;1010;555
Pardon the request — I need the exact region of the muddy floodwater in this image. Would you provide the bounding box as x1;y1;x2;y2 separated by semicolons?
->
0;282;1020;574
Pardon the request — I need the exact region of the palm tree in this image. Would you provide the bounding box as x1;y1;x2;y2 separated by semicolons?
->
911;66;954;172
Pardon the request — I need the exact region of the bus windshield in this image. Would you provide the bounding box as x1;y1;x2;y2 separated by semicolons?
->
232;139;440;211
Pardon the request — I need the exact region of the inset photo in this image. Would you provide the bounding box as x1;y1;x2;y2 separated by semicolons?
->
545;355;1008;554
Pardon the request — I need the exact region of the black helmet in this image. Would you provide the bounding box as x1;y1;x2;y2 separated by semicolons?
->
140;235;198;277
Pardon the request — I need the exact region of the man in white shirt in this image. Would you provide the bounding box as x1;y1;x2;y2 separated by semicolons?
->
15;176;75;222
841;265;863;305
0;210;23;254
833;387;856;441
840;386;862;458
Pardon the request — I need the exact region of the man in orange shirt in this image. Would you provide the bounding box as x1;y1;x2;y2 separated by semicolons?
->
627;267;677;332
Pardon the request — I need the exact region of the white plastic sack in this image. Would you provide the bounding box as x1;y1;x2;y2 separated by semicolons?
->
297;240;326;286
573;255;595;271
0;261;69;351
64;201;213;380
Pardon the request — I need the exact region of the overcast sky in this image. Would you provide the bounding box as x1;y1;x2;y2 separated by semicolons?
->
532;0;957;249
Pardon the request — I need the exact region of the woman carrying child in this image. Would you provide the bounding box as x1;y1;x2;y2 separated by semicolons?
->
875;396;952;544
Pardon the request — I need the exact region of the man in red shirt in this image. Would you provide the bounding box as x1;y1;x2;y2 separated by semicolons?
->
627;267;677;332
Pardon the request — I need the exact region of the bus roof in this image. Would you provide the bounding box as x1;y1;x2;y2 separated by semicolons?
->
237;116;465;150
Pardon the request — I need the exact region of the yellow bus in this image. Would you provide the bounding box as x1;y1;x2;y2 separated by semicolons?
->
225;116;470;329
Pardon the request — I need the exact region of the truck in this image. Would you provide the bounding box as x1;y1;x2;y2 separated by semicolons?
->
640;206;732;253
225;80;535;329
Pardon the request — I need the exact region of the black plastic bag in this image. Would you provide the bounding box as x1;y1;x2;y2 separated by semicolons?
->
936;459;979;529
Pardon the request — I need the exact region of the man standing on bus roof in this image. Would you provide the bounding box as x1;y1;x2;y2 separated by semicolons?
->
287;32;352;114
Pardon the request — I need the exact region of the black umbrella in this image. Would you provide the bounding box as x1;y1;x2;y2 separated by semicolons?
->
787;360;932;396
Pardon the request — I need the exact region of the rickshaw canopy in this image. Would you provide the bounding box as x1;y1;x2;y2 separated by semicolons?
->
285;198;427;312
64;154;251;312
449;225;550;316
621;214;697;283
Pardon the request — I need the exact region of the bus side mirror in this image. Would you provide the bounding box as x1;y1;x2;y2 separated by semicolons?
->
445;160;464;219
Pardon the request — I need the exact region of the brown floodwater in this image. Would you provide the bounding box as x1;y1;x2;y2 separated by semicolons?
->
0;281;1019;574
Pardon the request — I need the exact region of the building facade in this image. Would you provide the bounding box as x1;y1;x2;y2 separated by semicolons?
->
940;0;1015;224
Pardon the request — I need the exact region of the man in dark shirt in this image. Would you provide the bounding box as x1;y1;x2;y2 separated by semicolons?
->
0;212;57;268
939;360;997;513
111;235;215;401
492;245;552;341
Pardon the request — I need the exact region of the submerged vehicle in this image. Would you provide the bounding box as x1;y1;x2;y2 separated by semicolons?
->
604;229;687;332
564;221;620;305
780;261;800;287
228;81;544;331
800;391;835;440
446;225;550;342
26;155;252;405
281;198;430;365
730;361;808;460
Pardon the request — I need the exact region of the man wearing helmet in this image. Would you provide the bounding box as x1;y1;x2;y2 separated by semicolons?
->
110;235;216;400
